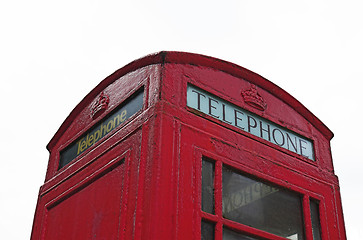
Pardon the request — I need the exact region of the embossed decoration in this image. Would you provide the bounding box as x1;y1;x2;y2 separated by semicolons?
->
241;84;267;111
91;91;110;119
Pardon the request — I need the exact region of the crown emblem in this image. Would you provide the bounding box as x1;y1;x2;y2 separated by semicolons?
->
91;91;110;119
241;84;267;111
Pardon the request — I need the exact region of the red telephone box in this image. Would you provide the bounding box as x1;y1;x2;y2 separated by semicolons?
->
31;51;346;240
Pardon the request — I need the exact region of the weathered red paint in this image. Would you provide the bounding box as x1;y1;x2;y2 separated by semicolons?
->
31;51;346;239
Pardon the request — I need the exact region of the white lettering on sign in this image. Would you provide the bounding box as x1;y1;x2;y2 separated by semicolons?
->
187;85;315;160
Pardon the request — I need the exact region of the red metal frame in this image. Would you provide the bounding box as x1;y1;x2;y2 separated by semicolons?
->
31;51;345;240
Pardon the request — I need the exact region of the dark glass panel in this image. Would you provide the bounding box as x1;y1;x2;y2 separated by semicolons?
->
310;200;322;240
222;166;305;240
202;159;215;214
223;228;261;240
201;220;215;240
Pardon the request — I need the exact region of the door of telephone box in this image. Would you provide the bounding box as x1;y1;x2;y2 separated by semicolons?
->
177;123;338;240
32;129;142;240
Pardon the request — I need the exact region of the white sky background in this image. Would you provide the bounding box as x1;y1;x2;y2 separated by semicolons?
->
1;0;362;239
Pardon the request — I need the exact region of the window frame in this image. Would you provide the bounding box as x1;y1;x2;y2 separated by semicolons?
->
195;148;326;240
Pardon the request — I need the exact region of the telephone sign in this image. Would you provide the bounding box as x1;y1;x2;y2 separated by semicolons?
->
187;84;314;160
59;89;143;168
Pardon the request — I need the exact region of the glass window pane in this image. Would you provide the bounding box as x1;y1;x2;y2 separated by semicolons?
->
222;166;305;239
223;228;261;240
202;159;215;214
201;220;215;240
310;200;322;240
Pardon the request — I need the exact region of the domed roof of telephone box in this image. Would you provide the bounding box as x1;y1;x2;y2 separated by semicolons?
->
47;51;333;151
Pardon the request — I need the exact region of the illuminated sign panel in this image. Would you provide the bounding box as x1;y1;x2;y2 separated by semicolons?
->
59;89;144;169
187;85;314;160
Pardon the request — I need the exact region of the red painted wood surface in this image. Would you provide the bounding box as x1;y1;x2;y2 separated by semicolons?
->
31;51;346;240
